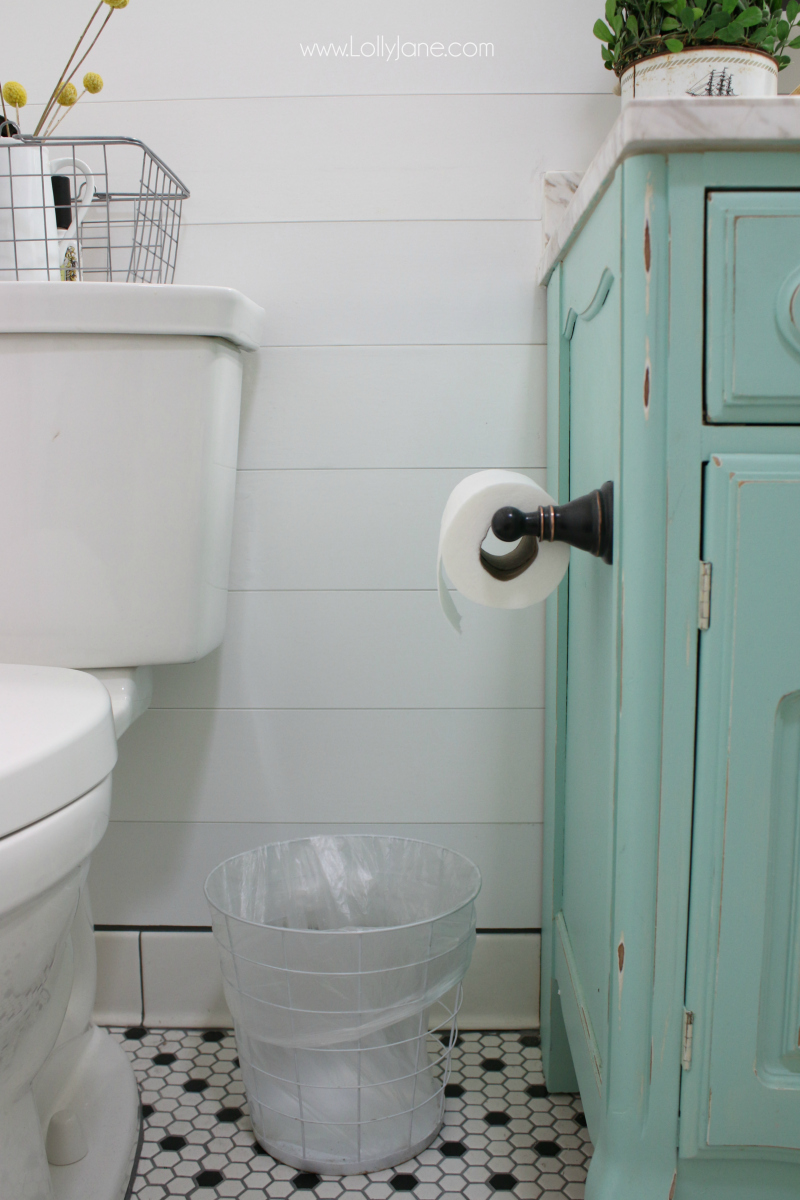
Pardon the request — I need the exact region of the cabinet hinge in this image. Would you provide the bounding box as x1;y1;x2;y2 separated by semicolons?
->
698;562;712;631
681;1009;694;1071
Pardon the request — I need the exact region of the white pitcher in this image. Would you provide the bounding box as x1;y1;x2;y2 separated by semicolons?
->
0;139;94;280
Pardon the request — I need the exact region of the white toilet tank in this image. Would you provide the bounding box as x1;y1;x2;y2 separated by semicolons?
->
0;282;264;667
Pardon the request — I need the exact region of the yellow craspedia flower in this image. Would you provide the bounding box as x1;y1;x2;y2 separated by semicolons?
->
56;82;78;107
83;72;104;94
2;81;27;108
104;0;129;7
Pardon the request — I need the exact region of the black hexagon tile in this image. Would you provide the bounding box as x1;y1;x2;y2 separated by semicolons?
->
183;1077;210;1093
294;1172;323;1189
390;1173;418;1191
489;1172;518;1191
109;1027;592;1199
485;1112;510;1127
215;1105;244;1123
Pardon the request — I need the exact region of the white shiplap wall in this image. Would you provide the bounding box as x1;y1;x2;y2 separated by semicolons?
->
12;0;626;1022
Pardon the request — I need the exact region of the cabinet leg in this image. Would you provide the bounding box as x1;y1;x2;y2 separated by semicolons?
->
585;1140;677;1200
541;978;578;1093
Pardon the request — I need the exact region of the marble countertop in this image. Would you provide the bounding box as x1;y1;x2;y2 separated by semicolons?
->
538;97;800;285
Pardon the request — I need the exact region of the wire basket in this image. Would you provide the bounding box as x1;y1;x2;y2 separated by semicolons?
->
236;989;465;1175
0;136;188;283
205;836;481;1174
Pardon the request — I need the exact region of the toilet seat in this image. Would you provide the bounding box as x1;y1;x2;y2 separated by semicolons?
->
0;775;111;917
0;665;117;839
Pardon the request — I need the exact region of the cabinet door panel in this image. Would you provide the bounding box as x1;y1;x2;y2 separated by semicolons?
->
687;454;800;1150
706;192;800;423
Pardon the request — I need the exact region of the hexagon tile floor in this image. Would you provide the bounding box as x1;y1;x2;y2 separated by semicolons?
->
111;1027;592;1200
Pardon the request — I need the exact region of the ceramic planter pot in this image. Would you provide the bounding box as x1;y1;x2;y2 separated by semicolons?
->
620;46;778;105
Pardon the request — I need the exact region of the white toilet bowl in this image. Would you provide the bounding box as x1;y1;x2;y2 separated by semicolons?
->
0;666;117;1200
0;280;264;1200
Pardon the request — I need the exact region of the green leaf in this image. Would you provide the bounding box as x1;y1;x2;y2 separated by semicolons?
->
696;19;716;36
593;18;615;42
789;34;800;46
679;5;697;28
626;13;639;35
604;0;616;19
692;6;705;18
716;20;746;40
662;16;680;28
777;19;790;38
721;0;739;11
611;11;624;34
777;53;792;67
788;0;800;21
750;25;770;42
665;37;685;51
738;5;764;26
707;10;734;29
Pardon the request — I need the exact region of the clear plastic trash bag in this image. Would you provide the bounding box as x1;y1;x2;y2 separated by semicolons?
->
205;835;481;1173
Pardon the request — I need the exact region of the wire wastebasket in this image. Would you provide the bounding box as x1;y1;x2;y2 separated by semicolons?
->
205;836;481;1174
0;136;187;283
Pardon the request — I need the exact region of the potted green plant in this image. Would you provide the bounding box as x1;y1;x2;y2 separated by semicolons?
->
594;1;800;102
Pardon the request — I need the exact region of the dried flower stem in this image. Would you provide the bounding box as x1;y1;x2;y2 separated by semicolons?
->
41;102;70;139
0;80;9;127
40;111;62;139
39;10;114;139
34;0;103;135
58;10;114;100
44;92;87;139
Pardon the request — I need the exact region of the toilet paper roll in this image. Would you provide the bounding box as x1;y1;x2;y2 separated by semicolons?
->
437;470;570;632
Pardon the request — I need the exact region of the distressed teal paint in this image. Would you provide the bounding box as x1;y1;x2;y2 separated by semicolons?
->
687;456;800;1150
560;175;621;1099
759;692;800;1083
706;192;800;422
542;148;800;1199
701;424;800;456
542;264;579;1095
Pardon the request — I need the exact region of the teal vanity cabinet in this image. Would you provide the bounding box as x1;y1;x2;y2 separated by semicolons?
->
539;103;800;1200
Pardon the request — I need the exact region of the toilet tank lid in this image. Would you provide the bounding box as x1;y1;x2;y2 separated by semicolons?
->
0;665;118;839
0;282;265;350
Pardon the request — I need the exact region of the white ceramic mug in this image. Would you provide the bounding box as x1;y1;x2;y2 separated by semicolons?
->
0;140;95;280
49;154;95;269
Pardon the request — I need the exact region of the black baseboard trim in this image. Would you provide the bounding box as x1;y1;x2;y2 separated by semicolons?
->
95;924;541;935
